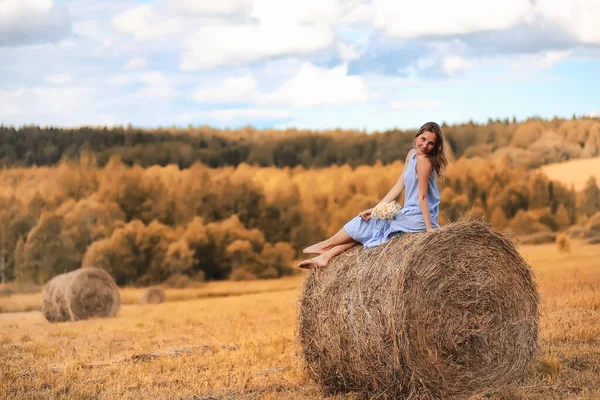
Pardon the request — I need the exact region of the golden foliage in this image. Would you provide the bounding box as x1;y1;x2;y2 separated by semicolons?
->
509;121;545;148
0;141;595;285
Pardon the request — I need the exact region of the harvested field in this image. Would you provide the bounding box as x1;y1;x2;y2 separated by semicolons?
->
0;242;599;399
539;157;600;191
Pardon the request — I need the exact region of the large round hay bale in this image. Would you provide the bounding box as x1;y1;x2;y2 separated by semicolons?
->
298;220;539;399
140;287;166;304
42;267;120;323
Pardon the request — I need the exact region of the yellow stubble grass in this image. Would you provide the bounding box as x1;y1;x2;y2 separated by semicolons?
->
539;156;600;191
1;242;599;399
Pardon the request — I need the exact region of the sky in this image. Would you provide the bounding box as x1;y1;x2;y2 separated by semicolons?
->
0;0;599;132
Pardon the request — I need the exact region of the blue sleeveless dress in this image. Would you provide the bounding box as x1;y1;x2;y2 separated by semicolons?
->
343;151;440;248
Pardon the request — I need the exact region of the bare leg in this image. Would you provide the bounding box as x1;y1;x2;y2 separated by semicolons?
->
303;226;356;255
298;240;358;269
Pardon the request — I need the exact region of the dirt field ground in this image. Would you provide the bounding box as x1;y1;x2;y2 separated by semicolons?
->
1;242;599;399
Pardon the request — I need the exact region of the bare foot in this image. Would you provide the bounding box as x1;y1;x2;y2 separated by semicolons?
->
298;254;330;269
303;242;328;255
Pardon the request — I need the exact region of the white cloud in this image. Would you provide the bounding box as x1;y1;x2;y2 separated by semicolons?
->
541;50;571;68
536;0;600;44
45;73;72;85
181;23;333;70
107;75;136;86
251;0;340;25
72;19;121;56
0;86;92;122
58;38;76;48
509;50;571;71
73;19;103;41
178;108;291;124
180;0;340;70
193;74;259;103
338;42;360;61
340;2;374;25
112;5;180;41
389;99;442;110
137;85;175;101
260;63;368;107
139;71;168;86
137;71;175;101
0;0;71;46
112;1;339;70
540;50;571;69
167;0;253;16
0;0;53;18
442;56;473;76
372;0;533;39
587;111;598;118
125;57;146;70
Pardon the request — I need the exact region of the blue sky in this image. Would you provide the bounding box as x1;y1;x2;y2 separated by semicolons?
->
0;0;599;132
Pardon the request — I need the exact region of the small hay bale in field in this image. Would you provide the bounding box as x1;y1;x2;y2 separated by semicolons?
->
42;267;120;323
298;220;539;399
556;234;571;252
140;287;166;304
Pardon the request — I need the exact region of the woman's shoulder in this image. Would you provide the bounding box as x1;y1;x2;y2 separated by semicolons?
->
415;154;433;171
415;153;432;163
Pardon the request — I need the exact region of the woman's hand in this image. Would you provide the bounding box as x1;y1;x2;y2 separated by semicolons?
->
359;208;373;221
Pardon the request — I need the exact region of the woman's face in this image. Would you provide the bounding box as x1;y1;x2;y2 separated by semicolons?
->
415;130;437;155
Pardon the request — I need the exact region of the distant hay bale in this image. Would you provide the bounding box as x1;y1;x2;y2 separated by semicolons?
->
42;267;120;323
298;220;539;399
140;287;166;304
556;235;571;252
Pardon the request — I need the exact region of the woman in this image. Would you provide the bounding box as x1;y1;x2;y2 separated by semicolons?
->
299;121;448;269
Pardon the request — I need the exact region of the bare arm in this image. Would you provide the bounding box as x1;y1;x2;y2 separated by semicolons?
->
416;155;434;232
376;149;415;205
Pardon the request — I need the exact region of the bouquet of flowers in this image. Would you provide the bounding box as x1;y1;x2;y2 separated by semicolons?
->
371;201;402;220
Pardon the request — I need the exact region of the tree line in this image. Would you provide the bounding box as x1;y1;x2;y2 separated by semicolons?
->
1;117;598;169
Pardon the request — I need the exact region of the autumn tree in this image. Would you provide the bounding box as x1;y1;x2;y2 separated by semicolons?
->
22;211;78;283
528;173;550;209
554;204;570;230
489;207;508;229
164;239;195;275
582;176;600;217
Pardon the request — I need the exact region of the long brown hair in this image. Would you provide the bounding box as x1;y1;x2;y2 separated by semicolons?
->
414;121;448;178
